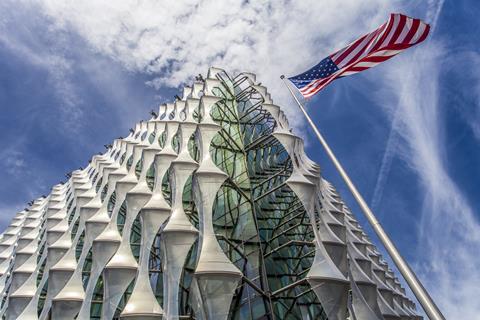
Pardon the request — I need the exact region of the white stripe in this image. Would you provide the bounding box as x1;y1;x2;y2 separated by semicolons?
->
396;17;412;44
331;42;355;63
299;77;322;92
367;49;403;58
341;70;362;76
337;31;377;68
304;80;329;97
338;60;381;77
380;14;400;47
410;22;427;44
354;26;385;63
332;21;387;63
301;77;333;95
301;83;324;95
349;61;379;68
300;79;321;94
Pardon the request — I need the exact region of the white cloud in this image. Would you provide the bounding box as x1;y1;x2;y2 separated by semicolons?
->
36;0;397;127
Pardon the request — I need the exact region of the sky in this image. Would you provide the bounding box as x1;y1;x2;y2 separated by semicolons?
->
0;0;479;318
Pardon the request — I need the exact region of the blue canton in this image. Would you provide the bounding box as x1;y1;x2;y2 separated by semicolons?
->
289;57;339;89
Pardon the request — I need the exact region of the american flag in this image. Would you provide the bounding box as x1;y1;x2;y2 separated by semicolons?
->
289;13;430;98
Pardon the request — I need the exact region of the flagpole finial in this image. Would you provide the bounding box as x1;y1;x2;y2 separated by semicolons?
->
280;75;285;79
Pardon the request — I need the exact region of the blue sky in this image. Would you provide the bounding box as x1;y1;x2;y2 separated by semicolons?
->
0;0;479;318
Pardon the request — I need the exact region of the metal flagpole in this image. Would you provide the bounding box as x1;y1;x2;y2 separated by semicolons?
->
280;75;445;320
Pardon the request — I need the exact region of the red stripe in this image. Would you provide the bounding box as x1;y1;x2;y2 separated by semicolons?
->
344;50;398;69
300;77;326;94
345;66;372;72
301;76;335;95
379;43;422;50
329;46;347;61
299;67;343;93
300;78;331;95
402;19;420;44
304;81;330;97
416;23;430;44
371;14;395;51
358;55;396;63
304;71;344;97
341;28;382;67
303;46;396;96
332;33;369;65
299;79;321;94
304;49;391;96
341;62;375;74
388;14;407;45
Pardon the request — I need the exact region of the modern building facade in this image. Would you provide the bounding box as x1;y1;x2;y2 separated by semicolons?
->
0;68;421;320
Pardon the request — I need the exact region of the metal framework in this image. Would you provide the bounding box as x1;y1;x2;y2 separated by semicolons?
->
0;68;421;320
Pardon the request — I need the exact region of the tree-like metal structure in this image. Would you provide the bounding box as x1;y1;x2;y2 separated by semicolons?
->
0;68;421;320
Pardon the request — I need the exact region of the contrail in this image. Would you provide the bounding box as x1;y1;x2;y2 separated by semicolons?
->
370;0;444;210
370;114;400;211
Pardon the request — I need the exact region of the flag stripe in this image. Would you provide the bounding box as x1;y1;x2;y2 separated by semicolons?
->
370;17;394;52
410;23;426;44
338;29;380;68
332;33;370;65
396;17;413;44
416;24;430;43
377;14;399;49
388;14;407;45
402;18;420;44
356;24;386;61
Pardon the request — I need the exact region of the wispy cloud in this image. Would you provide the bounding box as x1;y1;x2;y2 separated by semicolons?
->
0;148;27;176
0;1;84;133
0;143;48;230
0;0;163;142
459;52;480;142
368;2;480;317
370;117;400;212
373;4;480;316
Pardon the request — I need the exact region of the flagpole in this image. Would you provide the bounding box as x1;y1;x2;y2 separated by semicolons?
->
280;75;445;320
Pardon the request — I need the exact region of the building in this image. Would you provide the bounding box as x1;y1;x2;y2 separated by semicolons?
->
0;68;421;319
